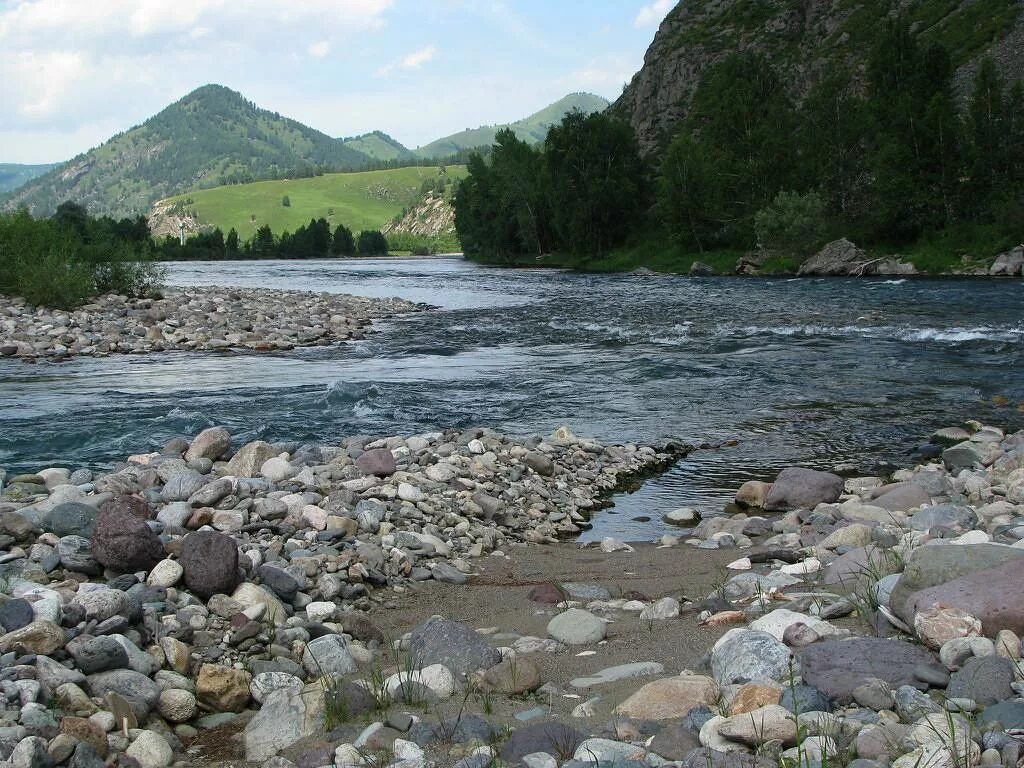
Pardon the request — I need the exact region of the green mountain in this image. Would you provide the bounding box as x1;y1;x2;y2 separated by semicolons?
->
340;131;413;162
614;0;1023;154
413;93;610;158
2;84;373;219
0;163;58;195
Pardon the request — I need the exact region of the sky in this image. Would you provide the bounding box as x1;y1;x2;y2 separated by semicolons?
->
0;0;676;164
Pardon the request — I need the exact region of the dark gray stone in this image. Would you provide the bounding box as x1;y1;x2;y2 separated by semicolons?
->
893;685;942;722
798;639;936;704
69;636;130;675
501;722;584;762
0;599;34;633
259;564;300;601
780;684;831;713
947;656;1015;706
85;669;159;721
908;504;978;533
41;503;97;538
978;700;1024;730
764;468;843;511
409;617;501;679
180;530;240;599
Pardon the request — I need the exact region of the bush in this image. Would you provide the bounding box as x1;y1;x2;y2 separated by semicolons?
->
357;230;389;256
754;190;829;256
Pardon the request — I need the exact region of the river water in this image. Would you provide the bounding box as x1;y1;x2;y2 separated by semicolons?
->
1;257;1022;541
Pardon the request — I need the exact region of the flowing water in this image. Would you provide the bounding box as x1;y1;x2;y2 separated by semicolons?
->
2;257;1022;541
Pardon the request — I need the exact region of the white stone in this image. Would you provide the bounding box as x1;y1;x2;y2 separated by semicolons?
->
305;601;336;623
147;559;183;588
749;609;839;642
780;557;822;576
126;730;174;768
384;663;455;700
727;557;752;570
397;483;424;502
261;457;296;482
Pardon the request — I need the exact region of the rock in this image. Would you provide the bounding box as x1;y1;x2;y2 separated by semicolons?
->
665;507;701;525
40;503;97;538
718;704;797;747
524;452;554;476
86;670;159;721
947;656;1015;706
225;441;278;477
764;468;843;511
889;544;1024;622
989;245;1024;276
736;481;772;508
89;497;164;572
0;620;65;655
69;636;129;675
978;700;1024;730
573;738;647;764
146;559;183;588
180;530;240;598
10;736;53;768
0;599;35;632
260;457;295;482
501;723;583;763
852;679;895;711
779;684;831;714
680;748;776;768
125;730;173;768
895;685;943;721
56;536;100;575
571;662;665;689
798;238;868;276
158;689;197;722
750;609;838;642
72;587;129;622
355;448;396;477
640;597;680;621
547;608;606;645
909;504;978;532
798;638;937;703
259;564;300;601
711;630;794;686
384;663;455;701
232;582;286;626
942;441;989;472
903;558;1024;636
302;634;356;677
914;605;982;649
872;484;931;512
408;617;501;678
250;672;304;704
729;683;782;715
195;664;251;712
614;676;719;720
479;657;542;694
185;426;231;462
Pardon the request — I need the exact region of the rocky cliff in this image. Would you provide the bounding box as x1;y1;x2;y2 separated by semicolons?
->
614;0;1024;155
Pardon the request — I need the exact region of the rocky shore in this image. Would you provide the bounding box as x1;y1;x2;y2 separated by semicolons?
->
0;421;1022;768
0;288;421;360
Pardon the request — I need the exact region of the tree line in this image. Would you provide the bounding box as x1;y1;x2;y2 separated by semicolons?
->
455;21;1024;267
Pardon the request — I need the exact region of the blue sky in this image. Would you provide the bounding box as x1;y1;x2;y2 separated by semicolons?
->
0;0;674;163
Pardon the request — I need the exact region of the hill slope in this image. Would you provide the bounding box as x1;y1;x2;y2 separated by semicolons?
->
340;131;413;162
153;165;466;240
413;93;609;158
0;163;58;195
614;0;1024;154
2;85;372;219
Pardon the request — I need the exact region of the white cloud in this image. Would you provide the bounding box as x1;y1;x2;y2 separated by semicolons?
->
634;0;673;28
376;44;437;77
308;41;331;59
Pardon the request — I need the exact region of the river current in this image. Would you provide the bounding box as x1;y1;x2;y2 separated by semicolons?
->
1;258;1022;541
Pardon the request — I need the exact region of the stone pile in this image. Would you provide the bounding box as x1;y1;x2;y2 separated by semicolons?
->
0;288;420;359
0;425;684;767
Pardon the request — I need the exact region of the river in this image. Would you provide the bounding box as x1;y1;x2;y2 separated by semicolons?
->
1;257;1022;541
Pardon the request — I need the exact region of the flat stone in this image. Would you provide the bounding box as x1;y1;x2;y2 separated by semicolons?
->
614;676;719;720
409;617;501;678
570;662;665;689
798;638;936;704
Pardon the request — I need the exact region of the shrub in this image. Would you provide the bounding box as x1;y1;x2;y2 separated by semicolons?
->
754;190;829;256
357;230;389;256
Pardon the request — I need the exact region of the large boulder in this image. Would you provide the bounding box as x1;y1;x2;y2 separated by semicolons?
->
797;238;868;276
890;544;1024;622
764;468;843;511
244;687;323;763
989;245;1024;276
903;558;1024;636
224;441;278;478
408;617;501;679
41;502;98;538
798;638;936;704
90;498;164;573
711;630;794;686
179;531;240;599
355;448;396;477
185;426;231;462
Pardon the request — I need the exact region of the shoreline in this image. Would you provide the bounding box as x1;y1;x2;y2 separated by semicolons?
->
0;421;1023;766
0;287;424;361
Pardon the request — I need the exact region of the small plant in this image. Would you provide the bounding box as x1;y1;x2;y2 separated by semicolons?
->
309;652;351;729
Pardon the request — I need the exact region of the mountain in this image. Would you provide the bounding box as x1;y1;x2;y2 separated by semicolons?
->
2;84;373;219
340;131;413;162
413;92;610;158
614;0;1024;154
0;163;58;195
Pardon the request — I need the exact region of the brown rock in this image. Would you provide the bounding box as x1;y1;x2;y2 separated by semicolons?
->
736;481;772;509
479;657;542;694
355;448;396;477
527;583;566;604
729;683;782;715
90;497;165;572
60;716;108;757
614;675;719;720
905;558;1024;636
185;426;232;462
180;530;240;599
196;663;251;712
0;620;65;655
187;507;215;528
98;494;151;520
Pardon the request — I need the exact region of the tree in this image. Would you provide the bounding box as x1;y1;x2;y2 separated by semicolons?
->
356;230;388;255
331;224;355;255
543;110;646;255
250;224;275;257
225;228;239;255
281;194;291;207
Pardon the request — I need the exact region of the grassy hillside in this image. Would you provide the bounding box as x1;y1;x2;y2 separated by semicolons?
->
163;165;466;239
0;163;58;194
413;93;609;158
2;84;373;219
340;131;412;162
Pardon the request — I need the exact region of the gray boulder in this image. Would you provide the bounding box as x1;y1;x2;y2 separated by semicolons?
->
989;246;1024;277
302;634;356;678
41;503;97;538
409;617;501;678
764;468;843;511
908;504;978;532
86;669;160;721
947;656;1015;706
710;630;794;686
904;558;1024;636
798;638;936;704
797;238;868;276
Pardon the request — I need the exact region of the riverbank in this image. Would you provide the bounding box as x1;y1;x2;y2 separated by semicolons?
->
1;421;1023;767
0;287;422;360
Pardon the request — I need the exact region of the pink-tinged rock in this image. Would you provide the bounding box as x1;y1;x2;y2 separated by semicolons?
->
905;558;1024;636
914;605;982;649
764;468;843;511
736;481;772;508
355;448;396;477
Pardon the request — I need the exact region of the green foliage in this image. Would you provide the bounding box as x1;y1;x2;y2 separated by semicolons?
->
357;230;388;256
281;195;291;207
0;163;57;195
754;191;829;256
0;206;165;308
385;231;459;255
332;224;355;256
